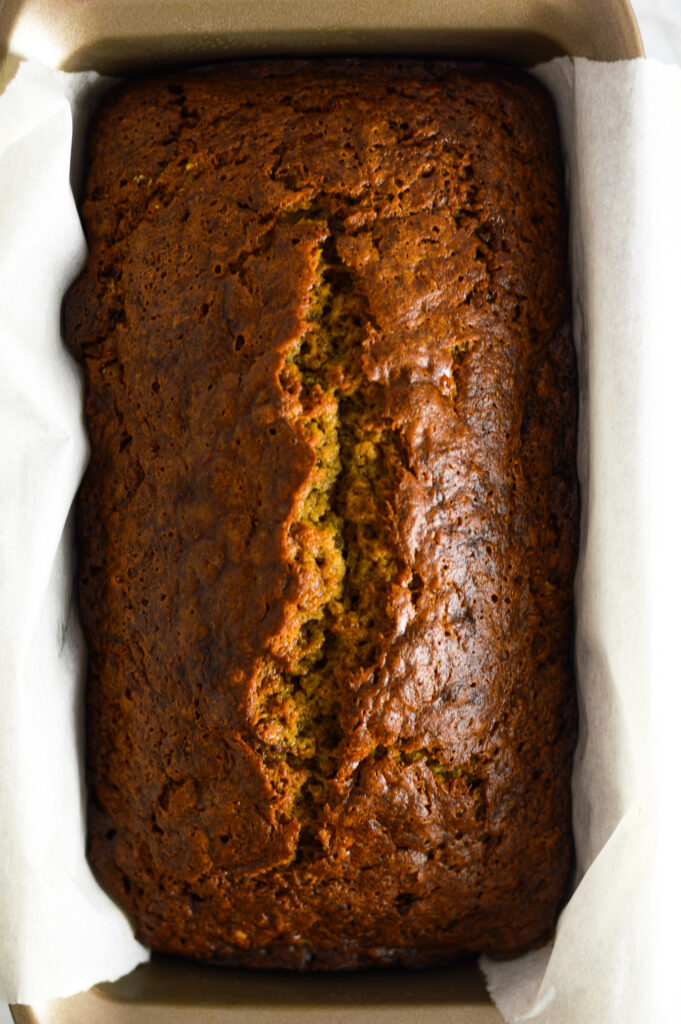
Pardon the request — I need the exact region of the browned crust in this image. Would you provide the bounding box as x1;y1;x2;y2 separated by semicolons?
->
64;59;578;968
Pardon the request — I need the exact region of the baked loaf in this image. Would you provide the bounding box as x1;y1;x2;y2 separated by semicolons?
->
64;60;578;968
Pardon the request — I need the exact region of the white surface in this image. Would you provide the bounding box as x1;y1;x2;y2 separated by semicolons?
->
0;0;679;1021
635;0;681;61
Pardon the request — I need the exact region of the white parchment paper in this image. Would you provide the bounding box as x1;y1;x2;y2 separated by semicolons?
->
0;53;679;1016
0;59;148;1003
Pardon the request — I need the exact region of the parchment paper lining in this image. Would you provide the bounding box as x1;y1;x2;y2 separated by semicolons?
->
1;55;680;1021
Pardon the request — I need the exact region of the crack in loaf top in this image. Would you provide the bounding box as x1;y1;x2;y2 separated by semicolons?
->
64;60;578;968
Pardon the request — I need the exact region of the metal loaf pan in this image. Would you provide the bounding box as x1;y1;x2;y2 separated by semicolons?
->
0;1;642;1022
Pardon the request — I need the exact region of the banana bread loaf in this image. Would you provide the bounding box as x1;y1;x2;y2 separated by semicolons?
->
64;59;578;968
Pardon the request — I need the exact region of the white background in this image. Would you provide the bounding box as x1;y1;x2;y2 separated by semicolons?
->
0;0;677;1020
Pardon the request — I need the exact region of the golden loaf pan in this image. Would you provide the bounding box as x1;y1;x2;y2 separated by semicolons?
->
0;0;642;1022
